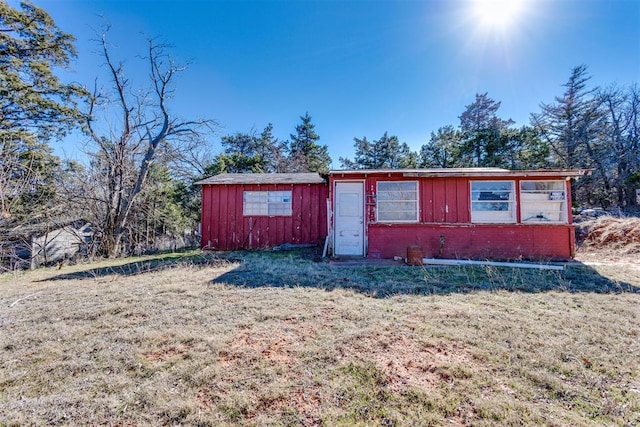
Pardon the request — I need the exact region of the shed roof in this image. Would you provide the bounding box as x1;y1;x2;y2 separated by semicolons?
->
330;168;591;178
195;172;326;185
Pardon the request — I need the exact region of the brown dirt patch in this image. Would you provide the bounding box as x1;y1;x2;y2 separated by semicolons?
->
577;217;640;253
144;342;193;362
349;332;475;392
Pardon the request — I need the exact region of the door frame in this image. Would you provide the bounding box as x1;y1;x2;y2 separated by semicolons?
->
333;180;365;256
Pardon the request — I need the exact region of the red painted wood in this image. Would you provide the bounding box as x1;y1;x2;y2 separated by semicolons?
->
201;182;328;250
329;171;577;260
234;186;244;249
455;178;469;223
200;185;210;248
432;179;446;222
422;179;433;222
205;172;575;259
444;179;458;223
366;224;574;260
300;184;312;243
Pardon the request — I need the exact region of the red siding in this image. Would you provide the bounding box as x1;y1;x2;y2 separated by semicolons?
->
200;183;328;250
366;224;574;260
329;172;576;261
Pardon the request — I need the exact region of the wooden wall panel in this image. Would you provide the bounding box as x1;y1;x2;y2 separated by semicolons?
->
201;182;328;250
456;178;470;223
421;179;434;223
367;224;575;260
444;178;458;223
432;179;447;223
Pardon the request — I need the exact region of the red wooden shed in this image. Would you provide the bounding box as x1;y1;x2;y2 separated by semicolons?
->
197;173;328;250
329;168;589;261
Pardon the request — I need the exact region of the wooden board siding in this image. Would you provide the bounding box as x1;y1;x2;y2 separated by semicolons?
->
332;173;473;225
200;183;328;250
330;171;577;260
366;224;574;260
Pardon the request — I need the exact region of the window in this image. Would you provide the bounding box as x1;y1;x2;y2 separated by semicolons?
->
520;181;567;223
377;181;418;222
243;191;292;216
471;181;515;223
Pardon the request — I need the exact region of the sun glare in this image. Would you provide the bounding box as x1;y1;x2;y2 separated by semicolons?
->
471;0;526;31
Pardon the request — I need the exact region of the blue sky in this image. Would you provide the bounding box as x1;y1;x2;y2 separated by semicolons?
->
18;0;640;167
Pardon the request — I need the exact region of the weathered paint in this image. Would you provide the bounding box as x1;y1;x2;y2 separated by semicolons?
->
329;171;580;260
200;183;328;250
366;224;574;260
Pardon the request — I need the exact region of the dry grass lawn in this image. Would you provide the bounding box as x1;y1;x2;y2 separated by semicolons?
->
1;249;639;426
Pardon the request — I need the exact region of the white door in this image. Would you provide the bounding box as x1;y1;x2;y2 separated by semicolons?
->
334;182;364;256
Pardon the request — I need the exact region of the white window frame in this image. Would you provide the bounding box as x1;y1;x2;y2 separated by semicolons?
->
376;181;419;223
520;180;568;224
243;190;292;216
470;181;516;223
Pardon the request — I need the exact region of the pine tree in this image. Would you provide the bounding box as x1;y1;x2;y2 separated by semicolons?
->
0;1;84;230
419;126;462;168
458;93;514;167
287;113;331;173
0;1;85;141
340;133;417;169
531;65;610;206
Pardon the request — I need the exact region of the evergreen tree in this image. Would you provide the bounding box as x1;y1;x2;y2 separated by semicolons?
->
531;65;599;169
0;1;84;231
0;135;63;225
287;112;331;173
0;1;85;142
419;126;462;168
219;131;265;173
531;65;610;206
339;133;417;169
373;132;417;168
458;93;515;167
213;123;286;173
257;123;288;173
130;165;191;252
510;126;551;169
339;136;374;169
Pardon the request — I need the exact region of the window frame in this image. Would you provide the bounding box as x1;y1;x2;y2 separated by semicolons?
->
376;180;419;223
519;180;568;224
470;180;516;223
243;190;293;217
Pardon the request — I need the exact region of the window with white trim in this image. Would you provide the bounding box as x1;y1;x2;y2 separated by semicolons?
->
470;181;515;223
377;181;418;222
243;191;292;216
520;181;567;223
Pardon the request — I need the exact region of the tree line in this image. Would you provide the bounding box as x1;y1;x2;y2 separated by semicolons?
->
339;70;639;211
1;1;638;262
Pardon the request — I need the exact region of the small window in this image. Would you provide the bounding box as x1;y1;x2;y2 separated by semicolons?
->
377;181;418;222
471;181;515;223
243;191;292;216
520;181;567;223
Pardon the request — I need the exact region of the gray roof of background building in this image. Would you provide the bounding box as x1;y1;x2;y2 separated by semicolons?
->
195;173;326;185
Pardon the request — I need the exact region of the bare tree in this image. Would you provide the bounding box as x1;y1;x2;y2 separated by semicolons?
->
599;84;640;211
79;30;216;257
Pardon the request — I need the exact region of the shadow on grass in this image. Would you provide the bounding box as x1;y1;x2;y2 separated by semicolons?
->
38;248;639;297
210;252;640;297
37;250;234;282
